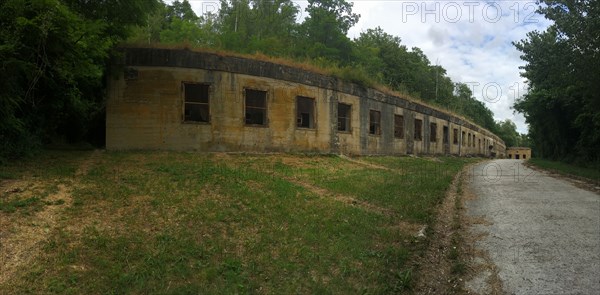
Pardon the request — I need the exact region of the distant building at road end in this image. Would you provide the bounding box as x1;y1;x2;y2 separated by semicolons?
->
507;147;531;160
107;47;506;156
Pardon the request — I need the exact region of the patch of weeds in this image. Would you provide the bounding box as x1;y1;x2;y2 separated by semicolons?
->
452;260;467;275
448;245;460;260
529;158;600;185
272;159;293;176
4;152;476;294
44;165;77;178
219;258;248;290
0;169;17;179
45;199;65;206
0;196;40;213
71;197;84;206
301;156;475;223
0;182;59;213
0;150;88;180
390;268;413;292
449;171;467;278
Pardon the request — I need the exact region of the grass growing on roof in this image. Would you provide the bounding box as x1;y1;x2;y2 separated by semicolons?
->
120;44;500;138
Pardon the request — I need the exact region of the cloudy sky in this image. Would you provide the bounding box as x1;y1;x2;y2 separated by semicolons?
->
187;0;553;133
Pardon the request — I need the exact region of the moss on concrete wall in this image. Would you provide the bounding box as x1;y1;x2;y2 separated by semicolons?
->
107;48;506;156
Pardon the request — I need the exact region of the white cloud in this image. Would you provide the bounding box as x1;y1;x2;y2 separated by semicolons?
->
346;0;552;134
186;0;552;133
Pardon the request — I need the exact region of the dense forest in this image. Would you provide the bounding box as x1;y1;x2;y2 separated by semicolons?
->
2;0;529;162
514;0;599;167
1;0;159;161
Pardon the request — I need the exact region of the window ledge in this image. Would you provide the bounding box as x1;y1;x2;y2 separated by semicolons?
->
182;121;210;125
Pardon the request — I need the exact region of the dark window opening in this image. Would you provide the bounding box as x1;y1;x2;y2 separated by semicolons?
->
245;89;267;126
515;154;520;159
443;126;449;144
430;123;437;142
296;96;315;129
184;83;210;123
468;133;471;147
394;115;404;139
453;128;459;144
125;68;138;80
338;103;351;132
523;154;527;159
369;110;381;135
462;131;466;145
414;119;423;141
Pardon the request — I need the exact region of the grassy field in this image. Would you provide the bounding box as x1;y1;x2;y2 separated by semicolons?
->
528;158;600;184
0;151;476;294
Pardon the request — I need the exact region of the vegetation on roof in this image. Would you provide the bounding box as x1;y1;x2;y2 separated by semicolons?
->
125;0;506;136
0;0;522;162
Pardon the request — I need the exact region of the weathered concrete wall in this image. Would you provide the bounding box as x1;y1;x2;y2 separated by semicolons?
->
507;147;531;159
107;48;506;156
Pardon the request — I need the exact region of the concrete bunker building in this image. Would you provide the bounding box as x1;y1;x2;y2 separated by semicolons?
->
107;48;506;156
507;147;531;160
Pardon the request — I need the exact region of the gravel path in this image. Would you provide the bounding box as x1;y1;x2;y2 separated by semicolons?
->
466;159;600;294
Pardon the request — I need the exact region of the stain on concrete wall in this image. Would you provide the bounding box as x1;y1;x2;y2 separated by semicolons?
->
107;48;506;156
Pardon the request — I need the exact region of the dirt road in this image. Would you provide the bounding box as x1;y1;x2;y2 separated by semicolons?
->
465;159;600;294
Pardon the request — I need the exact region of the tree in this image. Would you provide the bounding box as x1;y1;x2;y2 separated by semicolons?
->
353;27;405;88
495;120;520;148
129;1;217;46
166;0;198;22
447;83;498;133
215;0;299;55
0;0;159;161
513;0;600;165
352;28;454;103
299;0;359;62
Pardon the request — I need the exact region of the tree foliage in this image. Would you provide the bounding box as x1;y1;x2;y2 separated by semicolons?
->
127;1;509;145
299;0;359;62
1;0;515;160
495;120;521;148
349;28;499;133
128;1;501;138
0;0;159;161
513;0;600;165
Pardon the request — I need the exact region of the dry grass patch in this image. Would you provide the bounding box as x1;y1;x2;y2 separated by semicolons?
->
0;151;88;288
1;151;477;294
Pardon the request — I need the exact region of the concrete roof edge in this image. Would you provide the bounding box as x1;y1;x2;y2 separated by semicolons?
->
117;47;506;146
